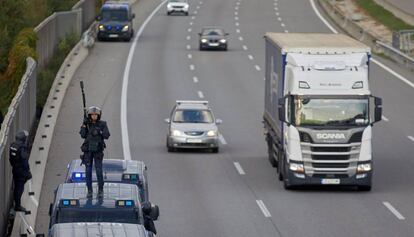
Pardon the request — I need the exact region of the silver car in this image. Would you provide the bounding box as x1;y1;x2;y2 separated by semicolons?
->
165;100;222;153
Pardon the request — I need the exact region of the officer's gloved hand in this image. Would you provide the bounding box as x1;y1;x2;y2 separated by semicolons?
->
82;117;89;126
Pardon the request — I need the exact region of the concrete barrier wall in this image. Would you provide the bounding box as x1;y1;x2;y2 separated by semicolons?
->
374;0;414;26
0;58;37;236
73;0;97;32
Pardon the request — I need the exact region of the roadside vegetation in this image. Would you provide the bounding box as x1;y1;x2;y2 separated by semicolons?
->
355;0;414;31
0;0;79;114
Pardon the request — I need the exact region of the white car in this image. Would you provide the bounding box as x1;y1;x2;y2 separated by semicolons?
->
167;0;189;16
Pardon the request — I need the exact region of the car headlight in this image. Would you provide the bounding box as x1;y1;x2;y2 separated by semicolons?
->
201;39;208;43
207;130;217;137
172;130;183;136
99;25;105;31
122;25;129;32
357;163;371;173
289;163;304;173
219;39;226;43
184;5;189;8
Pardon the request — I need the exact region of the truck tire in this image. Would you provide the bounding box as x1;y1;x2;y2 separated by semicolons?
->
277;152;284;181
268;145;277;168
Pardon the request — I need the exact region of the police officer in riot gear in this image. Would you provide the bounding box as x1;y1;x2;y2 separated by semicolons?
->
80;106;110;198
9;130;32;212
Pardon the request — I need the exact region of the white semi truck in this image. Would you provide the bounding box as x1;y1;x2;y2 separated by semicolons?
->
263;33;382;191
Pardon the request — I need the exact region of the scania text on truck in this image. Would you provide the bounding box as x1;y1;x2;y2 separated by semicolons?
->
263;33;382;191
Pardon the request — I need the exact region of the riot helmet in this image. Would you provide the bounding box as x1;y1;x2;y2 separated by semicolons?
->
15;130;28;143
87;106;102;121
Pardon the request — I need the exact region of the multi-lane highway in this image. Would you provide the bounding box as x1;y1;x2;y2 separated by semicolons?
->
35;0;414;236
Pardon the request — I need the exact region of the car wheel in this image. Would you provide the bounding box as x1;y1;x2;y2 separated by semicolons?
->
185;12;189;16
212;147;219;153
167;11;171;15
124;36;131;42
223;45;228;51
167;146;175;152
97;36;103;41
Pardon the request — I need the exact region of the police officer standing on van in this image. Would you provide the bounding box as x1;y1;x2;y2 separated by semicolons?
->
9;130;32;212
80;106;110;198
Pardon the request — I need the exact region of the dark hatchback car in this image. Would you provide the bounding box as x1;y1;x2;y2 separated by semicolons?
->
97;2;135;42
198;27;228;51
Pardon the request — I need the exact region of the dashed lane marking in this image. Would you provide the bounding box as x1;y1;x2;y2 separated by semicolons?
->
382;115;389;122
198;91;204;98
256;200;272;217
187;54;192;59
248;55;254;60
236;29;240;33
190;64;195;70
239;36;244;41
243;45;248;50
383;202;405;220
255;65;261;71
219;134;227;145
278;17;282;21
186;35;191;40
281;23;285;27
408;136;414;142
193;76;198;83
188;28;192;32
235;16;239;20
235;22;239;26
233;162;245;175
186;44;191;50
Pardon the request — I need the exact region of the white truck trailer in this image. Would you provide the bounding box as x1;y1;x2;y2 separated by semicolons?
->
263;33;382;190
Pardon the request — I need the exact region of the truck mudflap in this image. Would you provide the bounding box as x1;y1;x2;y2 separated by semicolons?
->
284;169;372;189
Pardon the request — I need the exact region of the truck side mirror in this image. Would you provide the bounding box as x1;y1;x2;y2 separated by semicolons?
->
48;203;53;216
374;97;382;123
278;98;286;122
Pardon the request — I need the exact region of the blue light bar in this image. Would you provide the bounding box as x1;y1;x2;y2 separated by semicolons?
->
71;172;85;181
116;200;135;207
60;199;79;207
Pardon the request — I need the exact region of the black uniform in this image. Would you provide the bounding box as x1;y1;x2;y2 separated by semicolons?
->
9;132;32;211
80;120;110;193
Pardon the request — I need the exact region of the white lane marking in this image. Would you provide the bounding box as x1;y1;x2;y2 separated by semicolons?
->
187;53;192;59
236;29;240;33
190;21;193;25
408;136;414;142
255;65;261;71
186;35;191;40
383;202;405;220
243;45;248;50
235;6;239;10
276;12;280;16
274;2;278;5
278;17;282;21
236;1;240;5
186;44;191;50
235;11;238;15
188;28;192;32
235;22;240;26
309;0;414;89
233;162;246;175
18;212;35;235
248;54;254;60
239;36;244;41
191;16;195;20
198;91;204;98
122;0;168;160
196;5;200;9
263;77;266;81
281;23;285;27
200;1;203;4
190;64;195;70
193;76;199;83
382;115;389;122
235;16;239;20
275;7;279;11
284;30;289;33
194;10;198;14
219;134;227;145
256;200;272;217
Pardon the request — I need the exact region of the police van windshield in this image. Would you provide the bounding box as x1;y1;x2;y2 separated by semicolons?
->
101;9;128;21
57;209;140;224
292;97;369;127
173;110;214;123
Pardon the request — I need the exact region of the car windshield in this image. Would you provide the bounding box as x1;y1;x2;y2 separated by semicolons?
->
173;109;214;123
202;29;224;36
292;97;369;127
57;209;140;224
101;9;128;21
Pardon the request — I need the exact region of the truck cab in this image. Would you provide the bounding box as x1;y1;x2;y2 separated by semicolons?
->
263;33;382;190
48;183;159;234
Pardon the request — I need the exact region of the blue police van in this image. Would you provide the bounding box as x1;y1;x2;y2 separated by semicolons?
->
96;2;135;41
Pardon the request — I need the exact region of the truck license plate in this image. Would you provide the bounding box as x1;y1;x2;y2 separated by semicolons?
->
321;179;340;185
187;139;202;143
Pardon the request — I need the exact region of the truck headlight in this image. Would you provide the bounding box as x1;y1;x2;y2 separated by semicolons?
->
172;130;183;136
289;163;304;173
122;25;129;32
207;130;217;137
99;25;105;31
219;39;226;43
201;39;208;43
357;163;371;173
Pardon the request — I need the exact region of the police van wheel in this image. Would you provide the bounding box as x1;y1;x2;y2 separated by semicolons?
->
185;12;189;16
283;178;293;190
357;185;371;191
167;146;175;152
212;147;219;153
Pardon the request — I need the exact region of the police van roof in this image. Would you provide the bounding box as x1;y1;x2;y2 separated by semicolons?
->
102;2;130;10
70;159;145;174
56;183;140;206
51;223;148;237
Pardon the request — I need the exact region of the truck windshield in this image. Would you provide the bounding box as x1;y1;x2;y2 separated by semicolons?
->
57;208;140;224
292;97;369;127
101;9;128;21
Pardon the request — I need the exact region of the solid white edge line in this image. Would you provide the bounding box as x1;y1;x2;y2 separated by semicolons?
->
309;0;414;89
408;136;414;142
383;202;405;220
382;115;389;122
233;162;245;175
198;91;204;98
256;200;272;217
219;134;227;145
122;0;168;160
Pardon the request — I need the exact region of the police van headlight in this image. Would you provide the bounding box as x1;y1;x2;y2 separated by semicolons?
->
207;130;217;137
357;163;371;173
219;39;227;43
99;25;105;31
122;25;129;32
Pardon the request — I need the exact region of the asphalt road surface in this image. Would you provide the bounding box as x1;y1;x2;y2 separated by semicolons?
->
35;0;414;236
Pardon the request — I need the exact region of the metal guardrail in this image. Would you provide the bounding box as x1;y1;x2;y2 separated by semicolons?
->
377;40;414;71
0;58;37;236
